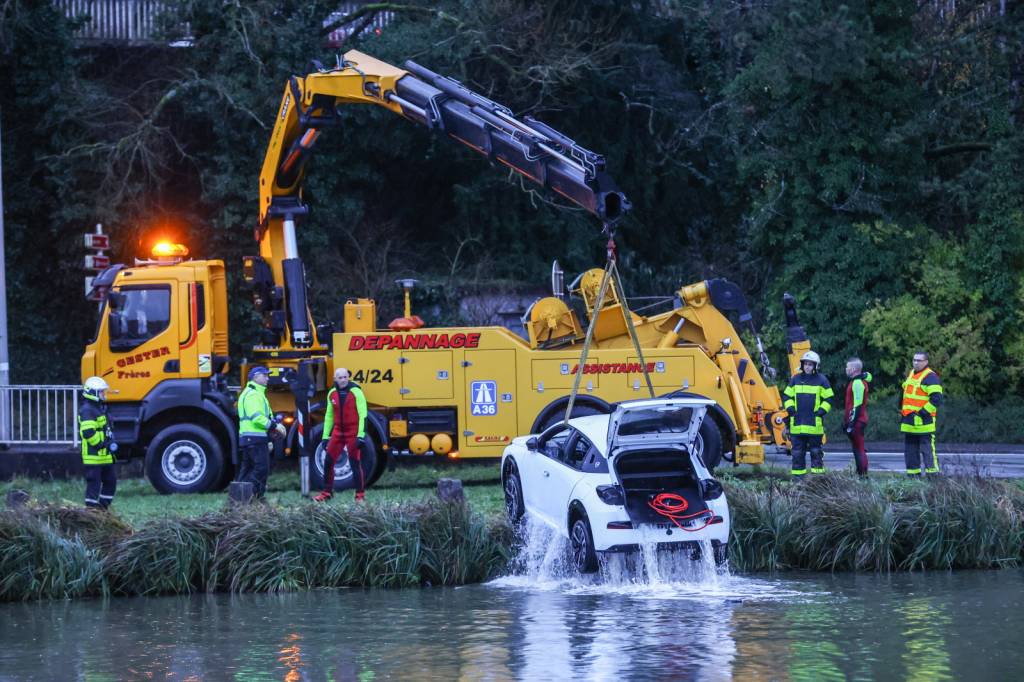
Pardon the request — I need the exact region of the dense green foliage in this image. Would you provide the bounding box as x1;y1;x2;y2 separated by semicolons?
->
1;1;1021;414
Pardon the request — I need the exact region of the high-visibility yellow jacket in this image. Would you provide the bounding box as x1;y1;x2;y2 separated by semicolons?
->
783;372;834;436
238;381;272;439
78;396;113;465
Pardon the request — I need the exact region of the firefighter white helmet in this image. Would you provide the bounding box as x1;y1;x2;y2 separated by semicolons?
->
83;376;110;400
800;351;821;367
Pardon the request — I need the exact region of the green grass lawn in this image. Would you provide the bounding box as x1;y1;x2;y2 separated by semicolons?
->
0;462;504;527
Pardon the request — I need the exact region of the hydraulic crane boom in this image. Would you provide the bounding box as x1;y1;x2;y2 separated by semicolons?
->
248;50;631;351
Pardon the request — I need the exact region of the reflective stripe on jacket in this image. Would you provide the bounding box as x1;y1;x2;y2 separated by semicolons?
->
323;383;367;440
79;397;113;465
238;381;272;438
900;368;943;434
783;372;834;436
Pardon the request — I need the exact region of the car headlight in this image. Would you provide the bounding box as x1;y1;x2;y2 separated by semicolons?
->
701;479;724;500
596;484;625;506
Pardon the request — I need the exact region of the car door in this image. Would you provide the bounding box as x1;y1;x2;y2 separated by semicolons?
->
519;423;571;525
538;429;591;534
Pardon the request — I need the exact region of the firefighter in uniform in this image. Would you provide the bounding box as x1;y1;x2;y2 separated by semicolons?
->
236;366;284;498
79;376;117;509
315;367;368;502
783;351;834;477
844;357;872;476
899;351;944;475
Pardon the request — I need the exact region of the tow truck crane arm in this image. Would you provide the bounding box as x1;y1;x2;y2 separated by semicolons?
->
251;50;631;350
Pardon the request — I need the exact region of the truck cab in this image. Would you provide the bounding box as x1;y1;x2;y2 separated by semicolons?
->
82;251;237;493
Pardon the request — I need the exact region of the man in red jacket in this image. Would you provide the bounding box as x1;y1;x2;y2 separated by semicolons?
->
844;357;872;476
314;368;368;502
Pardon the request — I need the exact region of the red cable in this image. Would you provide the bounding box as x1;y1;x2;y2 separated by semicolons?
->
647;492;714;533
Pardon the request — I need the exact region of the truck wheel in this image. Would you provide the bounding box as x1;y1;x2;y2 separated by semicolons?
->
309;426;379;493
145;424;225;494
535;404;604;433
694;419;723;470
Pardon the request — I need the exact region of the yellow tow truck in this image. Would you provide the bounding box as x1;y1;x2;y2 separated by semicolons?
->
81;50;812;494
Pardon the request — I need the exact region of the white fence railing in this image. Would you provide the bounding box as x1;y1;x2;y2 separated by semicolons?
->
57;0;188;44
0;386;80;446
56;1;393;46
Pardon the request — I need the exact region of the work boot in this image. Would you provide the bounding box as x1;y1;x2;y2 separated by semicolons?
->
313;490;333;502
354;491;365;503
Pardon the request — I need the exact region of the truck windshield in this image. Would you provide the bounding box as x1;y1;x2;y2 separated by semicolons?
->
109;285;171;351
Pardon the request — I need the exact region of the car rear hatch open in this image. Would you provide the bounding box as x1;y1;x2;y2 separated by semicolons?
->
607;399;716;527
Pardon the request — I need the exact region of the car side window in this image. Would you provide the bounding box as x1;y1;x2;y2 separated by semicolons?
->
564;433;592;470
582;445;609;473
540;426;571;461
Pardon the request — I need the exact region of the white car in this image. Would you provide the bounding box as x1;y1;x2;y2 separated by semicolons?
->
501;397;730;573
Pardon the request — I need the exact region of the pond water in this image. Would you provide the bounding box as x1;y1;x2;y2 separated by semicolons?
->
2;561;1021;681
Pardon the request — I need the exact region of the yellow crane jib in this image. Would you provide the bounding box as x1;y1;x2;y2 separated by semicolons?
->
250;50;631;352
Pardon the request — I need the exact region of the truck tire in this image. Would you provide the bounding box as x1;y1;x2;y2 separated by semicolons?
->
534;403;605;433
308;424;379;493
145;424;225;494
694;419;723;470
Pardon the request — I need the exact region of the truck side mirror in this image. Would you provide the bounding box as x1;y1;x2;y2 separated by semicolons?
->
107;291;126;310
526;437;539;451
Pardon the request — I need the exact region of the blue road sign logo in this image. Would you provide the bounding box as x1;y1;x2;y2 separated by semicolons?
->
471;380;497;416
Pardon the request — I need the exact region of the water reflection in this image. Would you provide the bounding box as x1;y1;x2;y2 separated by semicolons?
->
900;597;952;682
0;571;1022;680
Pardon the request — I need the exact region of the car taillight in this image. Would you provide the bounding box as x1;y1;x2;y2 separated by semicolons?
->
701;479;724;500
596;484;625;505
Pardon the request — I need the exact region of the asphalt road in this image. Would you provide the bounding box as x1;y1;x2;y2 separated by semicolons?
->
761;443;1024;477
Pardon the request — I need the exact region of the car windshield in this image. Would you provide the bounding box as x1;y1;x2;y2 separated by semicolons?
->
616;406;695;437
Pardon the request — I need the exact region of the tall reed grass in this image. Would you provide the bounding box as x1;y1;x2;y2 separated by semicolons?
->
728;473;1024;572
0;498;511;601
3;473;1023;601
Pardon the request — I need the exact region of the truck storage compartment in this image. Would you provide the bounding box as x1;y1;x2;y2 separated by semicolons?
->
612;448;708;525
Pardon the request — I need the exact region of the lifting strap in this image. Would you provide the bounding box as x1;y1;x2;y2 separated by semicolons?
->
564;234;655;424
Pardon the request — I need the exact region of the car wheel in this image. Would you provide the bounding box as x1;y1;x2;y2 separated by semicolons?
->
145;424;224;494
503;461;525;526
714;542;729;567
569;514;599;574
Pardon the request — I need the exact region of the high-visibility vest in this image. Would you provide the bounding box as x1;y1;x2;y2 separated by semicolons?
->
78;398;113;465
900;368;942;434
238;381;272;437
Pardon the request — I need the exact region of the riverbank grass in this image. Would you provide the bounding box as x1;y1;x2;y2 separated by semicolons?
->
4;468;1024;601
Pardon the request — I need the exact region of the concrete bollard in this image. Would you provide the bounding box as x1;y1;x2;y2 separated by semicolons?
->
5;489;29;509
228;481;254;504
437;478;464;503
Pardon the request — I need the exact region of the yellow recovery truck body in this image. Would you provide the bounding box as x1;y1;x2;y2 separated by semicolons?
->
326;269;810;469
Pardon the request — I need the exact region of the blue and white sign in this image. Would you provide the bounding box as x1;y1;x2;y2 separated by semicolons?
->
471;380;497;416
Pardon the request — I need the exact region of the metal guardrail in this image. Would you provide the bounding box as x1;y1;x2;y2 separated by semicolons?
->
0;385;80;446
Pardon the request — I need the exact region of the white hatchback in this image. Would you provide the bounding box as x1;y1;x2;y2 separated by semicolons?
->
501;398;731;573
